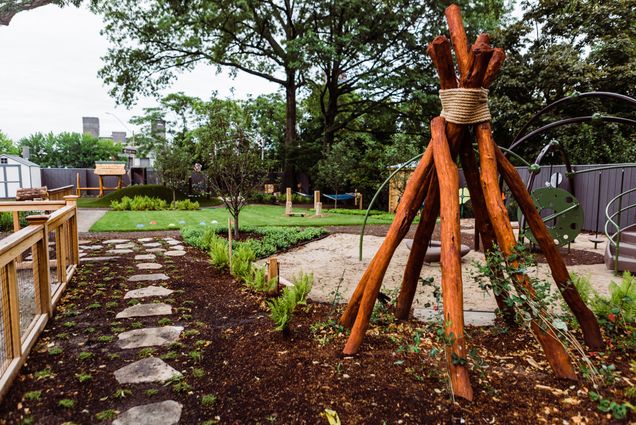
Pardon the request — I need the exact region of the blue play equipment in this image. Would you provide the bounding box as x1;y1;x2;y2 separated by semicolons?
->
323;193;356;201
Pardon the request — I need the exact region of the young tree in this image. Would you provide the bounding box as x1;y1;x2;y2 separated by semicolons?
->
314;138;357;209
195;98;268;237
153;144;192;207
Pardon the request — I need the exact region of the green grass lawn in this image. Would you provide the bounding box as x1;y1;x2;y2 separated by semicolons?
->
89;205;396;232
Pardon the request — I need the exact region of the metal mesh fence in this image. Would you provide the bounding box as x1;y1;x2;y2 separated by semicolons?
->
48;230;59;296
0;265;9;376
16;247;37;341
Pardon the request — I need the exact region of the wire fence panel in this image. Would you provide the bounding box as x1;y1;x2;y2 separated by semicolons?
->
0;266;10;377
15;248;37;341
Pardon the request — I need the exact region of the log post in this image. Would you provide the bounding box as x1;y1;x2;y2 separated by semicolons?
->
494;146;604;349
476;122;576;380
64;195;80;265
395;173;440;320
285;187;293;216
431;117;473;400
267;257;279;297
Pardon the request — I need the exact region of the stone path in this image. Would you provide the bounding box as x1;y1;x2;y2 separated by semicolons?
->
81;236;190;424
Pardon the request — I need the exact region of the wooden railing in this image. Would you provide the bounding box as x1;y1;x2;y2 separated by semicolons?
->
0;196;79;401
48;185;75;201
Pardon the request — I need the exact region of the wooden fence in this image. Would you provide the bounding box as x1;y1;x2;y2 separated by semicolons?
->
0;196;79;401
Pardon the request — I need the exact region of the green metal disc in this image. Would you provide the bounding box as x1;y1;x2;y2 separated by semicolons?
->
519;187;583;247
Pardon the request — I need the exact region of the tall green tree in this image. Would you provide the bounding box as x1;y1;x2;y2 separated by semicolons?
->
93;0;314;189
18;132;122;168
0;0;81;25
154;144;192;207
0;131;19;155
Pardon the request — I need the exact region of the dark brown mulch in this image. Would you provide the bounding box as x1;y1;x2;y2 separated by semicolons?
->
0;237;631;424
327;224;605;266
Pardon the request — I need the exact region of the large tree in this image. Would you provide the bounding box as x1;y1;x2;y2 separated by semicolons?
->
93;0;314;189
0;0;81;25
0;131;19;155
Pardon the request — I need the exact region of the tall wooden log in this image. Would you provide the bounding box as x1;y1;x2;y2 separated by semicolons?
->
494;146;604;349
445;4;471;80
476;122;576;379
395;173;440;320
432;117;473;400
458;141;516;325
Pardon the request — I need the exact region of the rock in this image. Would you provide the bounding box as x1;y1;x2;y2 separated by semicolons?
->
104;239;130;244
135;254;156;261
136;263;163;270
78;240;93;245
165;239;181;245
112;400;183;425
138;237;154;242
127;273;169;282
81;245;103;250
114;357;181;384
115;242;136;249
170;245;184;251
117;326;184;349
124;286;174;299
146;248;166;253
107;249;134;255
115;303;172;319
81;256;118;262
164;250;186;257
143;242;162;248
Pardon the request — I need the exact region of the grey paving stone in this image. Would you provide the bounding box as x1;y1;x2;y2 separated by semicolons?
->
107;249;134;254
124;286;174;299
164;250;186;257
104;239;130;244
135;254;156;261
78;240;93;245
81;256;118;262
115;242;136;249
146;248;166;253
143;242;162;248
112;400;183;425
138;237;154;242
170;245;185;251
115;303;172;319
165;239;180;245
114;357;181;384
127;273;169;282
117;326;184;349
136;263;163;270
81;245;103;250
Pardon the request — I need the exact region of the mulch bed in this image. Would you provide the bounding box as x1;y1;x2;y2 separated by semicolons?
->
0;236;631;424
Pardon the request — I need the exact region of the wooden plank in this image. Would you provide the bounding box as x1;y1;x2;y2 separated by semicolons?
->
0;201;65;212
11;212;19;233
6;261;21;357
56;226;67;284
1;266;14;360
0;228;42;269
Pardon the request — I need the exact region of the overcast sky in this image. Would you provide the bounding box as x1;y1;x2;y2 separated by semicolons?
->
0;3;278;141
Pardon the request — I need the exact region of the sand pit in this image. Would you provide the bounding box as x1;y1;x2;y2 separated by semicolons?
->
264;232;617;315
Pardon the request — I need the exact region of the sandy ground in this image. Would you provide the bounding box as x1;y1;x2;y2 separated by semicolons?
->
264;230;617;313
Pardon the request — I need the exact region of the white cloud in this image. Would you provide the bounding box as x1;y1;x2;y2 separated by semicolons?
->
0;4;278;141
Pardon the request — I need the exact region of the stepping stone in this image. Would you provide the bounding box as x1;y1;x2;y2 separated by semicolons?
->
81;256;118;262
125;286;174;299
135;254;156;261
104;239;130;244
79;252;87;258
78;240;93;245
165;239;181;246
107;249;134;254
115;242;136;249
146;248;166;253
117;326;183;349
414;308;496;327
81;245;103;250
165;250;186;257
116;303;172;319
114;357;181;384
112;400;183;425
136;263;163;270
128;273;169;282
170;245;184;251
143;242;162;248
138;237;154;242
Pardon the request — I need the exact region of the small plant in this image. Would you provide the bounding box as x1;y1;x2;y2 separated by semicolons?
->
98;335;114;343
174;199;200;210
168;376;191;393
62;321;76;328
138;348;156;358
189;351;203;362
35;368;54;380
48;346;63;356
292;272;313;305
85;327;96;334
184;329;200;337
95;409;118;421
267;275;313;332
78;351;93;361
209;234;230;269
87;302;102;309
192;368;205;378
158;318;172;326
58;399;75;409
76;372;93;383
131;321;144;329
201;393;217;408
24;390;42;401
145;388;159;396
113;388;132;399
105;301;119;309
161;351;178;360
231;245;256;282
128;299;140;306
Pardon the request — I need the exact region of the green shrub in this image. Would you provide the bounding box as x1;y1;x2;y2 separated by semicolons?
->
209;234;229;269
591;272;635;342
0;211;33;232
231;245;256;282
245;265;278;293
174;199;200;210
292;272;313;305
111;195;167;211
267;276;313;332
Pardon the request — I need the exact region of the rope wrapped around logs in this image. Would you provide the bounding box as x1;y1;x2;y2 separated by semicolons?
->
439;88;491;124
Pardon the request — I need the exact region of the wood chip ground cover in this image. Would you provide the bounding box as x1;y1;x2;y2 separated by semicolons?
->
0;236;632;424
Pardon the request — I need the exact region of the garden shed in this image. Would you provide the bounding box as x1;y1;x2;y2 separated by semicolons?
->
0;154;42;198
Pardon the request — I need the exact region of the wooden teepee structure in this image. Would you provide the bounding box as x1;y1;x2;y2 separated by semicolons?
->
339;4;604;401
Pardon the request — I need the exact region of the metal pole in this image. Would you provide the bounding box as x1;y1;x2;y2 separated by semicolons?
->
595;171;602;237
614;169;625;275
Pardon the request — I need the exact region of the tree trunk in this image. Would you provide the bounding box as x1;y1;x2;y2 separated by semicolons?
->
233;214;239;239
323;79;339;148
172;189;176;209
283;70;297;191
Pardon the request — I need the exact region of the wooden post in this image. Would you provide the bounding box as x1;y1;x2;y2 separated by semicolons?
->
315;202;322;217
314;191;320;210
64;196;80;265
494;146;604;349
228;218;233;270
267;257;279;296
476;122;576;380
56;224;68;284
98;175;104;197
0;265;15;358
26;215;51;316
76;172;81;197
285;187;293;216
12;211;20;233
6;260;21;357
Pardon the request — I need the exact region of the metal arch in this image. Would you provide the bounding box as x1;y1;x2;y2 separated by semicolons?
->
509;116;636;152
513;91;636;143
